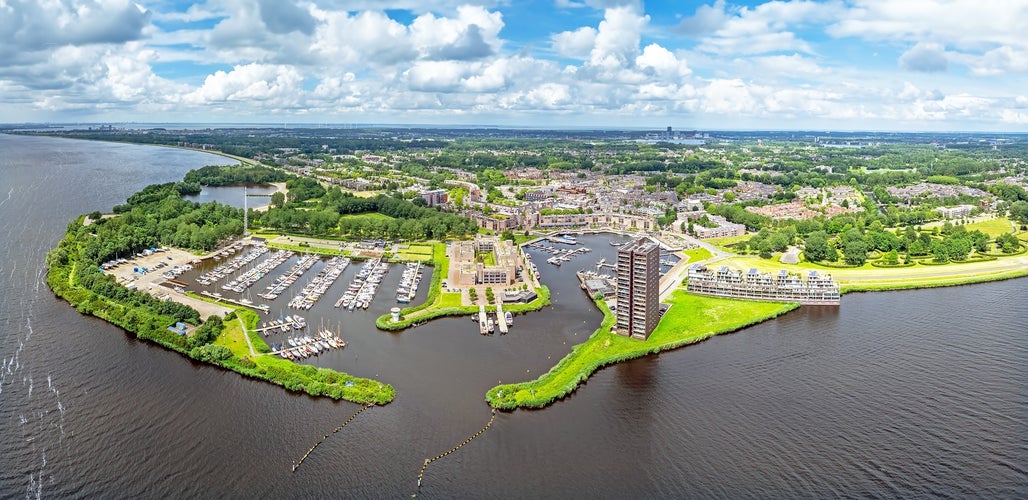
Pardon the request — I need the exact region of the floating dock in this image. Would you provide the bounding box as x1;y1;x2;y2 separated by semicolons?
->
199;291;270;313
495;302;508;334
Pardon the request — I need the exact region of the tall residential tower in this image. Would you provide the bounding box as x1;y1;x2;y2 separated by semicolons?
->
616;238;660;339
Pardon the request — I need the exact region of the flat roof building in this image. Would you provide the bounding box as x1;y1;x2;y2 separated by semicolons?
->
453;235;520;286
615;238;660;340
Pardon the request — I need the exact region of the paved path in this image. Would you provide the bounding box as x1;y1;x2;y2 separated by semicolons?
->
238;316;256;357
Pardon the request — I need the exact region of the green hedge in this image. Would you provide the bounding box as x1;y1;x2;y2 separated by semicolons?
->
870;260;916;268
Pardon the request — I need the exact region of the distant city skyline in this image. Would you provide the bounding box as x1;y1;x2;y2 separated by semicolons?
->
1;1;1026;131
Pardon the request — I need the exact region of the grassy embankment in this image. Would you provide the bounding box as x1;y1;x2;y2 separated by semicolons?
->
486;291;797;410
375;242;551;331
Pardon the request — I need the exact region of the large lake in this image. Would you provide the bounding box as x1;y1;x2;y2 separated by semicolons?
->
0;134;1024;498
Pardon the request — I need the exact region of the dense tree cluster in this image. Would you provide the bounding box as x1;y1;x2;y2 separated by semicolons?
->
253;189;477;239
1009;201;1028;226
995;233;1021;253
183;164;291;185
285;177;326;203
91;184;244;264
707;204;769;230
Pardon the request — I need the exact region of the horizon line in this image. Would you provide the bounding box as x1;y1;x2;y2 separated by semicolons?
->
3;122;1027;135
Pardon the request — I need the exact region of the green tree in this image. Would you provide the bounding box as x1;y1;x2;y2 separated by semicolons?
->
1008;201;1028;225
932;241;949;263
271;191;285;208
843;240;868;265
803;231;830;262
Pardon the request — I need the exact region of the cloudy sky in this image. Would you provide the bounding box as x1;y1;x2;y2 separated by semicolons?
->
2;0;1026;130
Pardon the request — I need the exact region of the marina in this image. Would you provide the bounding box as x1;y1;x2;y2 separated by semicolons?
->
214;249;291;292
258;254;320;300
254;314;307;335
196;244;266;286
269;329;348;360
288;257;351;310
525;241;592;266
395;262;424;303
334;258;389;310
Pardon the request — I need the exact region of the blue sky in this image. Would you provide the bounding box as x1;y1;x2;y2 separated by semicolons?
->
1;0;1026;130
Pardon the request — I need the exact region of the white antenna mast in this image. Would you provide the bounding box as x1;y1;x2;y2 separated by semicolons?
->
243;185;249;236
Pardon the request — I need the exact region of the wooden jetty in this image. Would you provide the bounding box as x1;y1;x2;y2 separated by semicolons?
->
199;291;269;313
478;305;488;335
495;302;508;334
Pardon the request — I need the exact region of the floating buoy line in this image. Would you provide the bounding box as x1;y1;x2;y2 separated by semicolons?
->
415;409;497;493
292;403;373;473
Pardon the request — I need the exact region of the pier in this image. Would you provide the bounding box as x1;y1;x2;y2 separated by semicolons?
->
395;262;422;303
199;291;270;313
259;253;319;300
525;241;592;266
289;256;349;310
495;302;508;334
478;305;488;335
334;258;387;310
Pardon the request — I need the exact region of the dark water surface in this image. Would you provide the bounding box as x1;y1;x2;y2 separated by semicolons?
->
1;134;1025;498
182;184;277;210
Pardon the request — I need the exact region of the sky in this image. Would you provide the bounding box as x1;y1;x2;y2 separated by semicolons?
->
1;0;1026;131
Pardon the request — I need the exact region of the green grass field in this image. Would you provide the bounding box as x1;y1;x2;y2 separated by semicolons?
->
684;247;713;262
963;217;1017;237
486;292;796;409
396;243;435;261
704;234;751;251
213;315;252;358
339;212;394;220
921;216;1016;237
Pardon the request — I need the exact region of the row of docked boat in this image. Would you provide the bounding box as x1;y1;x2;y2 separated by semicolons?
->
526;243;591;266
548;235;578;245
474;311;514;335
334;258;388;311
259;314;307;335
197;245;268;285
219;249;293;293
288;256;351;310
273;330;347;360
210;241;246;259
395;262;423;303
258;254;320;300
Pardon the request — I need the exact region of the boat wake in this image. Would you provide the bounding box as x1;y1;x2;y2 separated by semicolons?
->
0;186;13;210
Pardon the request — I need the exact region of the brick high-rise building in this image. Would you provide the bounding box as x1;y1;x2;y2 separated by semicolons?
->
615;238;660;339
